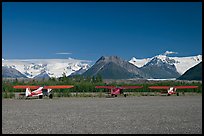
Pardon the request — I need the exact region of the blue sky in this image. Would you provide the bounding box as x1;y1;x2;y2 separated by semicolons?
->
2;2;202;61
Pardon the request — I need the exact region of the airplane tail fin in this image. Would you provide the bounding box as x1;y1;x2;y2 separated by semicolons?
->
47;89;52;93
25;88;31;97
168;87;174;95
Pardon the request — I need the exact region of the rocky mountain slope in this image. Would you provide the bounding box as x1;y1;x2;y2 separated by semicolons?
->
82;56;150;79
177;62;202;80
2;58;91;78
129;54;202;75
2;52;202;79
140;56;181;79
2;66;27;78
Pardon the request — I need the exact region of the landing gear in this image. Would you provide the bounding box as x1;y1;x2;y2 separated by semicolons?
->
124;94;127;97
39;95;43;99
111;94;117;97
49;94;53;99
177;93;179;96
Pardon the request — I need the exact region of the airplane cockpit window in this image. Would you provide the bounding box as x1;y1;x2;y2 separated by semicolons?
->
42;89;48;96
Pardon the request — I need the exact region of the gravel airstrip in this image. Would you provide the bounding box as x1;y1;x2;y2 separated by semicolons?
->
2;96;202;134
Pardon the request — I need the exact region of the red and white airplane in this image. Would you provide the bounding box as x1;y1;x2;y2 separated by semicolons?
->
95;86;143;97
13;85;74;99
148;86;198;96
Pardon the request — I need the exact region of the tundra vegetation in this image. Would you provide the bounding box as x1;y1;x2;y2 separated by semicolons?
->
2;74;202;98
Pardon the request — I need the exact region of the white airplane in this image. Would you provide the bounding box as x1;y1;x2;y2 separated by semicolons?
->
148;86;198;96
13;85;74;99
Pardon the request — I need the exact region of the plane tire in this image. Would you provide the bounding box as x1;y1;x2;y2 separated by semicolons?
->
124;94;127;97
49;94;53;99
115;95;117;97
177;93;179;96
39;95;43;99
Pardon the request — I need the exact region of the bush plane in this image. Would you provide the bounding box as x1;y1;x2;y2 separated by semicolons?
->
95;86;143;97
148;86;198;96
13;85;74;99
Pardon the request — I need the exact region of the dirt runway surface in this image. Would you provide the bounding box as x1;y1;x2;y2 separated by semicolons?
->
2;96;202;134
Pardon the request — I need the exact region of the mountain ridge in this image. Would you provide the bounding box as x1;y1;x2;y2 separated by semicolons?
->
2;53;202;79
2;66;27;78
2;58;91;78
129;54;202;75
82;56;150;79
177;62;202;80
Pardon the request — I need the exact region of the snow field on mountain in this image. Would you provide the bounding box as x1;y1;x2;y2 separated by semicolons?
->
2;59;91;78
129;54;202;75
2;53;202;78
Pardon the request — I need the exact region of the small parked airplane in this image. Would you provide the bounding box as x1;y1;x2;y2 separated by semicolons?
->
95;86;143;97
13;85;74;99
148;86;198;96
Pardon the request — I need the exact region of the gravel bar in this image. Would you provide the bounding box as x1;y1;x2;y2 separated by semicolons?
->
2;96;202;134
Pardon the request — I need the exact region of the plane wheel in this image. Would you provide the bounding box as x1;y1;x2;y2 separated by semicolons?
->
49;94;53;99
124;94;127;97
177;93;179;96
167;94;170;96
39;95;43;99
115;95;117;97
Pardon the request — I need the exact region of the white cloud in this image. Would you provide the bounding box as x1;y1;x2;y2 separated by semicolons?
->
164;51;178;56
56;52;72;55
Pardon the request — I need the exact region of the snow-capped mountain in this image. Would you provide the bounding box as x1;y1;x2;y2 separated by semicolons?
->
140;56;181;79
82;56;150;79
2;66;27;78
171;55;202;75
177;62;202;81
2;52;202;79
34;71;50;79
129;53;202;75
2;58;92;78
129;57;152;68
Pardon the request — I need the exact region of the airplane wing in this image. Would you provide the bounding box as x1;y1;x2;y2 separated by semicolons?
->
120;86;143;89
13;85;41;89
43;85;74;89
95;86;116;89
148;86;170;90
174;86;198;89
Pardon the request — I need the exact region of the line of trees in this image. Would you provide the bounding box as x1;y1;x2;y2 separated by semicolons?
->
2;74;202;98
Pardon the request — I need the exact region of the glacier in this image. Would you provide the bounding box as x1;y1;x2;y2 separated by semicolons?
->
2;53;202;79
2;58;92;78
129;54;202;75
